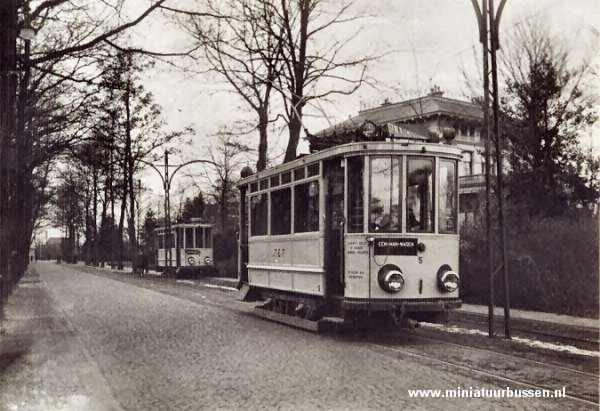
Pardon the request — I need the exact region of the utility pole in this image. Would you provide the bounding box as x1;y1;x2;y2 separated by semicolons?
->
471;0;511;339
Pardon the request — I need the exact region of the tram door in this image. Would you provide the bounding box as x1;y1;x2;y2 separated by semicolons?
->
324;159;345;296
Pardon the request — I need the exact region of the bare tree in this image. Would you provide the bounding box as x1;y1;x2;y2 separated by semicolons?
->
182;0;283;172
268;0;373;162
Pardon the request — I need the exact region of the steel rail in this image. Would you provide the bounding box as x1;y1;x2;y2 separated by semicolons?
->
367;342;598;407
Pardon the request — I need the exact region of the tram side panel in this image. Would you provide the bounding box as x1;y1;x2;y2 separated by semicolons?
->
247;234;325;296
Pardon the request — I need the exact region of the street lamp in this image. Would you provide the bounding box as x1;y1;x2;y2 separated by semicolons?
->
138;151;216;275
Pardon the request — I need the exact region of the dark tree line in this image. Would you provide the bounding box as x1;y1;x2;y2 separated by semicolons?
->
0;1;206;295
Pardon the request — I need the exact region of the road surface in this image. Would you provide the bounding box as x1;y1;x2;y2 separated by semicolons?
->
0;262;595;410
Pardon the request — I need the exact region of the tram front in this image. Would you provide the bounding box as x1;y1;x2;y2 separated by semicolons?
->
340;144;462;323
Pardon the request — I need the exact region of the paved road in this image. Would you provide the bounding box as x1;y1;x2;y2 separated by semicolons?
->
0;262;591;410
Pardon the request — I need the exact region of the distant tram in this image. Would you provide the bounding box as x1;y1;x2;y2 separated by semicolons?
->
155;220;213;273
237;139;461;327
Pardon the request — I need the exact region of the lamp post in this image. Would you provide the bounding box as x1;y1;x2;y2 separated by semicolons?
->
138;151;216;275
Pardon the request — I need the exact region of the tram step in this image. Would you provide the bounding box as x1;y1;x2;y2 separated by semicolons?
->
253;307;320;332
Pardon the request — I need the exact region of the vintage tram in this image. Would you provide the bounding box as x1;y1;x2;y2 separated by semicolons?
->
155;220;214;274
237;137;461;328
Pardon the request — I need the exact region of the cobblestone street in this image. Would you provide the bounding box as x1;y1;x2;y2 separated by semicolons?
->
0;262;594;410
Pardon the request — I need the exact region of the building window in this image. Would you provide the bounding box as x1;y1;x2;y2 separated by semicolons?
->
250;194;268;236
294;181;319;232
270;175;280;187
348;157;364;233
369;156;401;232
460;152;472;176
158;234;164;249
439;159;458;234
270;188;291;235
406;157;434;233
259;179;269;190
250;182;258;192
281;172;291;184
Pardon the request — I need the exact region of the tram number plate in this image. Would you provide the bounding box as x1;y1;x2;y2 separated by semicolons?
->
374;238;417;256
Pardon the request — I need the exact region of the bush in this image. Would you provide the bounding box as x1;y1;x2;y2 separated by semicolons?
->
460;210;599;318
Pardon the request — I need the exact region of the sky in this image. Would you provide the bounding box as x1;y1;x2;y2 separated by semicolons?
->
42;0;600;238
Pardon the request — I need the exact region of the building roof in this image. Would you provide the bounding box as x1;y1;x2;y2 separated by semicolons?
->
316;94;483;137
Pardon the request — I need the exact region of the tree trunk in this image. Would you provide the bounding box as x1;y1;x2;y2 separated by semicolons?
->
92;167;98;265
257;110;268;171
124;81;137;273
118;155;127;270
284;108;302;162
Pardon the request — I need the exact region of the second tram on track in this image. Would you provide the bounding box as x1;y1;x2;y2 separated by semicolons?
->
237;137;462;327
155;220;214;275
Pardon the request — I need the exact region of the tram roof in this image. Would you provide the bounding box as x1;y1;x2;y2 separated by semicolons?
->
154;222;212;232
238;140;463;186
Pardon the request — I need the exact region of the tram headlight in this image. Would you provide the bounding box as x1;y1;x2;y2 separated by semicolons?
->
437;265;459;292
378;264;405;294
204;256;212;265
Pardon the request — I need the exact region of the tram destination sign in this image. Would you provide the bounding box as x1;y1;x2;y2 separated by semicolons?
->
374;238;418;256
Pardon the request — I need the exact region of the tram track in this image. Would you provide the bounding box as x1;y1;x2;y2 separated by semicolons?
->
409;330;598;378
451;312;599;349
364;332;599;407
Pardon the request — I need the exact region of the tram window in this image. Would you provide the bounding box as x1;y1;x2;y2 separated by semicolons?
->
307;163;319;177
250;182;258;192
270;175;280;187
250;194;268;236
185;228;194;248
406;157;434;233
270;188;291;235
281;172;291;184
259;179;269;190
195;227;204;248
177;228;183;248
369;156;401;232
294;181;319;232
204;227;212;248
439;159;458;234
158;234;164;249
294;167;305;181
348;157;364;232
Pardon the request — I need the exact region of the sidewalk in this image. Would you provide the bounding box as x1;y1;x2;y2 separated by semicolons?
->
74;262;238;289
0;265;121;410
458;303;599;331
